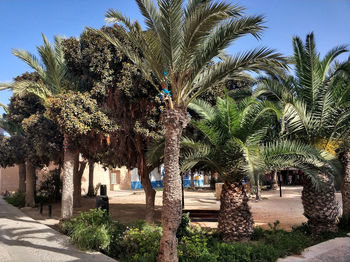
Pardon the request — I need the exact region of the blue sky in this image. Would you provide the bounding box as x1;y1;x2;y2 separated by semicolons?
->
1;0;349;110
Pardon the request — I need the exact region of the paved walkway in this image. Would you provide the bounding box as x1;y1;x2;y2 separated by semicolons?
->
278;236;350;262
0;196;116;262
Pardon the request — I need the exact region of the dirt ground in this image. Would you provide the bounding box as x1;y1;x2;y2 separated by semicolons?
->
21;186;342;231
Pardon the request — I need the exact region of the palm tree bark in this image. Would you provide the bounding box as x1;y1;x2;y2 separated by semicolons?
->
25;161;36;207
340;150;350;222
18;162;26;193
302;175;339;234
158;108;190;262
218;182;254;241
87;161;95;197
61;135;76;219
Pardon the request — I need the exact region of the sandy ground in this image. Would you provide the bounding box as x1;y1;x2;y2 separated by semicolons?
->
21;186;342;231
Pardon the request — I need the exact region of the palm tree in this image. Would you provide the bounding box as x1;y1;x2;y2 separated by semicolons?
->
6;34;77;218
255;33;349;233
97;1;287;259
181;96;335;241
333;58;350;224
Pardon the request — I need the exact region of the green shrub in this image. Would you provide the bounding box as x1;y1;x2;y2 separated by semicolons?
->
60;208;126;255
177;212;191;240
4;191;25;207
178;232;217;262
120;224;162;262
251;226;266;241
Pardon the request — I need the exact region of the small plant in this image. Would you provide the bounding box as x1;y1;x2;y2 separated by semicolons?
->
268;220;281;232
4;191;25;207
179;230;217;262
177;212;191;240
120;224;162;262
60;208;126;255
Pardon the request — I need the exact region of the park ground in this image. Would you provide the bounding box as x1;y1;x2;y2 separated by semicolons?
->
21;186;342;231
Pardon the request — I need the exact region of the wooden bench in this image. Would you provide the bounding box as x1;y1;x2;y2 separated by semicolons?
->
183;209;219;222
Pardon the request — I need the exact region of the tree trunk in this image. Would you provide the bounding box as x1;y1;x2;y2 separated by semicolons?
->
218;182;254;242
340;150;350;222
25;161;36;207
302;174;339;234
61;135;76;219
135;134;157;223
190;172;195;190
87;161;95;197
18;162;26;193
73;155;87;208
255;179;261;201
158;108;190;262
140;168;156;224
272;171;278;190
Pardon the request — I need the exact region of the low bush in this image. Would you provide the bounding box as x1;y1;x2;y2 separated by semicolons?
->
120;224;162;262
176;212;190;240
178;229;217;262
60;208;125;257
4;191;25;207
59;209;350;262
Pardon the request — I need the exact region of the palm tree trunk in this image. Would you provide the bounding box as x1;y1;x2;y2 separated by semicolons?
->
87;161;95;197
158;108;190;262
302;174;339;234
61;135;76;219
218;182;254;241
255;178;261;200
18;162;26;193
340;150;350;222
25;161;36;207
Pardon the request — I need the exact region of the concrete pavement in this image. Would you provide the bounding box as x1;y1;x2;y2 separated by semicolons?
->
278;237;350;262
0;196;116;262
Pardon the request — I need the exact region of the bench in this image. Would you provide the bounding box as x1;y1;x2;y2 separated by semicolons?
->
183;209;219;222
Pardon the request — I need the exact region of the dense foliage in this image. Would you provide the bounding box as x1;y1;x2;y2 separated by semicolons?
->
60;209;349;262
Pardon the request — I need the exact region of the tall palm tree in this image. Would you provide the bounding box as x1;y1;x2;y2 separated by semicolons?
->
333;58;350;224
182;96;336;241
255;33;349;233
97;1;287;259
6;34;77;218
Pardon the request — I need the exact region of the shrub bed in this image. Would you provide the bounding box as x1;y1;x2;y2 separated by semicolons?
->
3;191;26;207
60;209;349;262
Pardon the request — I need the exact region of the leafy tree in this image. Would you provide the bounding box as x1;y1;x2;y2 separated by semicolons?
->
7;35;114;216
61;28;163;222
255;33;349;233
97;1;287;259
0;85;63;206
181;96;335;241
0;102;27;192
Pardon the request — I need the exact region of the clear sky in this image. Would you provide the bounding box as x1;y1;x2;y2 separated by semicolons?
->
1;0;349;110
